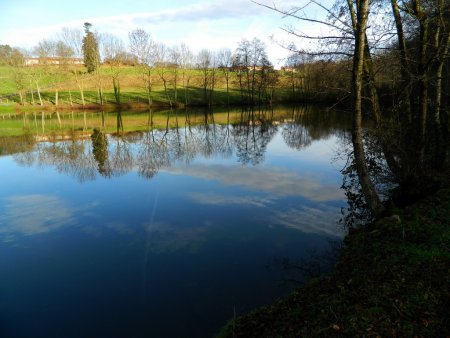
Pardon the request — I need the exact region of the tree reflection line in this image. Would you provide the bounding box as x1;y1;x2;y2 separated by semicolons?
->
8;106;348;182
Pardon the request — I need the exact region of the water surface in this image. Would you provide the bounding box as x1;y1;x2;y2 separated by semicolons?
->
0;107;348;337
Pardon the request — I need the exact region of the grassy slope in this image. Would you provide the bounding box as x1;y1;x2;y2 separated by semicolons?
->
218;175;450;337
0;65;311;108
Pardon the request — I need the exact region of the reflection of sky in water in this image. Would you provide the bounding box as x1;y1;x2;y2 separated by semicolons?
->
0;195;74;239
166;163;343;202
0;121;347;337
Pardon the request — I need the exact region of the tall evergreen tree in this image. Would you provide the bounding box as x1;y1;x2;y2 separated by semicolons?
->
82;22;99;73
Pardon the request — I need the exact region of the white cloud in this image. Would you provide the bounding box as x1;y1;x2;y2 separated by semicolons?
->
0;195;74;241
105;221;136;235
2;0;345;67
165;164;344;202
273;205;344;237
1;0;293;64
141;220;209;253
186;192;273;207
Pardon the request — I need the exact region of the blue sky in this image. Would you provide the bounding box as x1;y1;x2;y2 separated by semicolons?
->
0;0;331;67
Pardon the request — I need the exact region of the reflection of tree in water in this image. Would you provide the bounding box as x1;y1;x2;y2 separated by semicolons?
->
232;108;278;166
338;128;399;228
0;132;35;156
137;130;171;179
91;128;111;177
109;135;133;176
217;124;234;159
136;122;235;178
281;106;351;150
10;107;349;181
282;124;312;150
13;139;98;182
340;157;375;228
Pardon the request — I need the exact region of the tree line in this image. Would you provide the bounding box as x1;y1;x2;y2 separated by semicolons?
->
1;23;284;107
255;0;449;219
8;106;341;181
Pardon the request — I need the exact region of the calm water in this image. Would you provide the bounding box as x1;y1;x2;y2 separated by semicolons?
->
0;107;349;337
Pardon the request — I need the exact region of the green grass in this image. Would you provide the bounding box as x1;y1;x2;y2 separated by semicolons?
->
0;104;15;112
0;64;324;108
0;66;15;95
218;177;450;337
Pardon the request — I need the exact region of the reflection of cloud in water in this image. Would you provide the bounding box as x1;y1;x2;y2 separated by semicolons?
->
0;195;74;241
81;221;136;237
105;221;136;235
187;192;272;207
140;205;343;254
165;164;343;202
273;206;344;237
142;221;209;253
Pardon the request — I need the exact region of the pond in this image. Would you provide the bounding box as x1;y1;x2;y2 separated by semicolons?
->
0;106;349;337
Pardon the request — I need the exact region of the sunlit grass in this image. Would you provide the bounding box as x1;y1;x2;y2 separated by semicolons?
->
0;65;297;107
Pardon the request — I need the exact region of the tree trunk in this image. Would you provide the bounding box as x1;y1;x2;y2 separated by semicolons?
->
36;81;43;106
174;70;178;104
113;76;121;104
96;70;104;105
162;77;172;107
68;89;73;107
56;111;62;128
391;0;412;122
352;0;385;218
209;68;215;107
146;70;152;106
363;46;381;125
76;74;85;106
226;73;230;106
29;80;35;105
347;0;381;125
433;31;450;168
80;87;85;106
413;0;429;168
185;78;190;106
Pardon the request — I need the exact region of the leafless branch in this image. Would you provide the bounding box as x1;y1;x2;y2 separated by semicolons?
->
252;0;350;32
280;27;354;40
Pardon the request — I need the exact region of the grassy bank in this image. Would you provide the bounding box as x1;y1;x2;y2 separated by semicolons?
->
0;65;342;111
218;174;450;337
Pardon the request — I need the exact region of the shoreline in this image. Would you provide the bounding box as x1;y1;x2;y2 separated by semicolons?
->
217;172;450;337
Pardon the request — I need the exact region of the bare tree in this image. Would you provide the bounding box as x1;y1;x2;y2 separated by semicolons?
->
180;43;194;106
29;67;44;106
217;48;233;105
60;27;83;58
351;0;385;217
196;49;215;106
0;45;24;66
154;43;173;107
234;39;251;103
50;40;75;106
101;33;126;104
58;28;85;106
234;38;270;105
34;39;56;62
30;40;56;106
253;0;386;217
169;45;181;105
12;66;26;105
129;28;155;106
